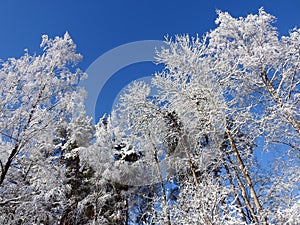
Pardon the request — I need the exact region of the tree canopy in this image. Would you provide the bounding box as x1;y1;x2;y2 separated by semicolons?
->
0;9;299;225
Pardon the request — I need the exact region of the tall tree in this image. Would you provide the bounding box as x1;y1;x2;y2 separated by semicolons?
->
0;33;91;224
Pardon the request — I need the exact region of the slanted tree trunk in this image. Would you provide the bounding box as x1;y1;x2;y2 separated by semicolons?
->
226;130;268;225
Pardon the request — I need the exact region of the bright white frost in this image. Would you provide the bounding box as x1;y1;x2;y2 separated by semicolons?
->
0;32;91;224
0;8;299;225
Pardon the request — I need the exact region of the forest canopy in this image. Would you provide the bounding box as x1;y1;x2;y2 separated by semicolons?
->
0;9;299;225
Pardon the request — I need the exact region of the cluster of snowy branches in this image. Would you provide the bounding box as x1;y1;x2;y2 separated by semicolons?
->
0;8;299;225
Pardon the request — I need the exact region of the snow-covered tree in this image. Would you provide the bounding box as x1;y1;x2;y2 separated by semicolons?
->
0;33;94;224
105;8;299;224
207;8;300;224
208;8;300;155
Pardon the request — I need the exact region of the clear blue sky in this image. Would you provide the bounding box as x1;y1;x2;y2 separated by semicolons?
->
0;0;299;121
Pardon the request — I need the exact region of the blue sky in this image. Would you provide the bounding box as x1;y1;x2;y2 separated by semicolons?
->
0;0;300;121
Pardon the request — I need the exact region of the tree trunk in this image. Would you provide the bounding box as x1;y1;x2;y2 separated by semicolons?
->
226;130;268;225
149;132;172;225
